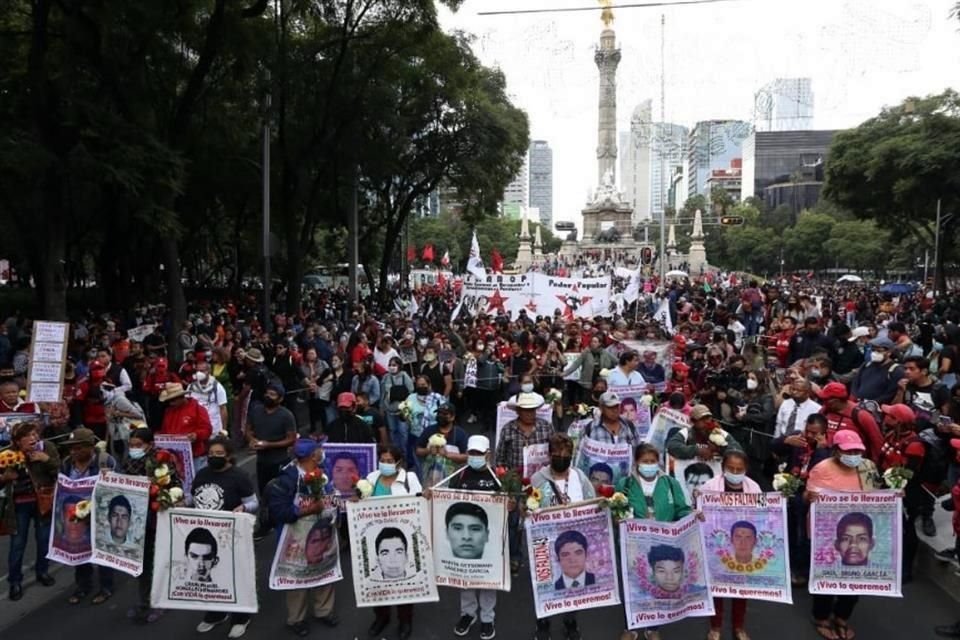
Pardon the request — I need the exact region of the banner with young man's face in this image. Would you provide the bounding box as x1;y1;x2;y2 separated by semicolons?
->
269;510;342;591
90;472;150;577
47;474;97;566
431;488;510;592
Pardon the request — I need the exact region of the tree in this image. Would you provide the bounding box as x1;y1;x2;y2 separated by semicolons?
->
824;90;960;290
724;226;781;274
782;212;836;271
823;220;890;273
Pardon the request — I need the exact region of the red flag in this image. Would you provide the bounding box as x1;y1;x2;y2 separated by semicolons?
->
491;248;504;273
437;271;447;289
406;245;416;262
440;250;450;267
422;244;435;262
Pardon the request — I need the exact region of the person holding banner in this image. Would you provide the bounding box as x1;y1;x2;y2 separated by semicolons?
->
804;430;882;640
1;420;59;601
530;433;596;640
191;436;258;638
61;428;117;605
585;392;642;446
700;450;762;640
416;402;468;488
607;351;646;388
666;405;743;463
562;335;616;404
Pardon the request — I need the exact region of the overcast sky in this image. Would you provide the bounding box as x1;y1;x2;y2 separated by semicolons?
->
438;0;960;230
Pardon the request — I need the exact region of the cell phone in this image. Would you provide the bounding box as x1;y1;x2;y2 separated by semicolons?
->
939;415;952;426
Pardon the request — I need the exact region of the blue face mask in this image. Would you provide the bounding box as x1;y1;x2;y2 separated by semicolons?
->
468;455;487;470
128;447;146;460
724;471;746;485
638;463;659;478
840;454;862;469
379;462;397;477
934;341;944;352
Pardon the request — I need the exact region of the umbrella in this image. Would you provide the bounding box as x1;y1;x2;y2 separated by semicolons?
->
880;282;918;295
665;270;689;279
837;274;863;283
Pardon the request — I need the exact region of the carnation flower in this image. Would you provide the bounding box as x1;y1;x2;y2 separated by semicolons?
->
356;479;374;498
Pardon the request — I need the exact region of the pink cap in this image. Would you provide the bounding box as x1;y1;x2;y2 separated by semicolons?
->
833;429;865;452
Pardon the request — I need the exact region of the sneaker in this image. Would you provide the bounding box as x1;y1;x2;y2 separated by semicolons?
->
228;621;251;639
480;622;496;640
922;515;938;537
197;615;230;633
936;548;958;565
455;616;477;637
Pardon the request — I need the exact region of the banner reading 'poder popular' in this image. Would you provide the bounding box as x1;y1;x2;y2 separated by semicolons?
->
619;515;714;629
90;472;151;576
699;491;792;603
809;491;902;598
431;489;510;591
524;500;621;619
47;474;97;566
151;508;258;613
460;274;613;320
346;496;439;607
269;510;342;590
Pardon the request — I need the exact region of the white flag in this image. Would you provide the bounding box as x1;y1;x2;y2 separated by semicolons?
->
623;269;642;304
654;298;674;335
408;295;419;317
467;231;486;280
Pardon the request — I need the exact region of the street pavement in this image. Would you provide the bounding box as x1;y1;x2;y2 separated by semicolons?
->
2;454;959;639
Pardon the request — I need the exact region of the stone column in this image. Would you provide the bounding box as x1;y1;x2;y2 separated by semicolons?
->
595;29;621;186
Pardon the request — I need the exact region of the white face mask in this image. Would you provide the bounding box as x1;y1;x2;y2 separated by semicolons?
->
870;351;885;363
521;383;535;393
746;378;758;390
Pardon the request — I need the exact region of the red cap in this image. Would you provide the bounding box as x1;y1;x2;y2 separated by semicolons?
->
833;430;865;451
817;382;848;401
336;392;357;408
880;403;916;424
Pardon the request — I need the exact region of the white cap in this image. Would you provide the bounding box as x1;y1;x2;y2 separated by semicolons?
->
466;435;490;453
848;326;871;342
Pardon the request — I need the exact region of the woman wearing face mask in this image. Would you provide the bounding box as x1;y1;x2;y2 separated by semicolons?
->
324;354;353;426
404;375;446;475
729;371;775;466
122;428;183;624
506;373;545;407
382;357;414;451
190;436;257;637
699;450;761;640
530;434;595;640
804;430;880;640
300;347;331;434
365;445;422;640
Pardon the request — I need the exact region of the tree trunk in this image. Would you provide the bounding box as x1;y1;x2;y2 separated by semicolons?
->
162;238;187;358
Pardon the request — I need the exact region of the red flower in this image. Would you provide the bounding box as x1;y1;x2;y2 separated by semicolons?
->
598;484;615;498
150;501;160;512
155;450;172;463
350;473;360;486
149;484;160;497
522;477;532;487
495;466;508;479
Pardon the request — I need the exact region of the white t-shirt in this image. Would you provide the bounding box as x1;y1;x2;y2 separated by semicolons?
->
607;367;646;387
189;382;229;436
374;348;400;372
553;472;584;503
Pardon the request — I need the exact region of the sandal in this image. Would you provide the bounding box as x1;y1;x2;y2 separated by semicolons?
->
834;619;855;640
91;590;112;605
68;589;88;605
707;630;722;640
813;619;839;640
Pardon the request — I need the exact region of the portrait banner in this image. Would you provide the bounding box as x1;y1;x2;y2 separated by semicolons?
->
155;435;196;497
522;443;550;481
619;515;714;629
47;474;97;566
574;437;632;490
495;402;554;449
524;499;621;619
322;442;377;499
699;492;792;603
649;408;690;459
346;495;439;607
151;508;258;612
670;456;722;505
606;384;652;438
90;472;151;576
0;412;47;446
269;511;342;590
809;491;902;597
430;489;510;591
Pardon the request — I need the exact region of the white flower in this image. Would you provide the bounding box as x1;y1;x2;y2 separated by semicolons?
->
428;434;447;448
772;474;788;491
526;497;540;511
599;368;611;379
154;464;170;479
708;430;728;447
168;487;184;502
356;479;374;498
640;395;653;406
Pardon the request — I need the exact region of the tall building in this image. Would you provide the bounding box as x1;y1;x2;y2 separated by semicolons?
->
649;122;688;220
621;100;687;224
502;157;528;208
528;140;553;228
704;158;742;204
754;78;814;132
686;120;752;199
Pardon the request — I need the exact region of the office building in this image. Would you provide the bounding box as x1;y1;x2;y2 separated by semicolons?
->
754;78;814;132
704;158;742;203
621;100;687;224
528;140;553;227
502;157;528;208
686;120;752;199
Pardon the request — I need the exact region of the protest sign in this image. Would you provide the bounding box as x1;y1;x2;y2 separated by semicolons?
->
127;324;157;343
155;435;196;498
522;443;551;481
431;489;510;591
27;320;68;403
495;402;554;449
269;510;342;590
649;408;690;460
699;491;792;603
322;442;377;498
90;472;151;576
460;274;613;320
346;496;439;607
0;412;47;446
620;515;714;629
151;508;258;612
809;491;902;597
606;384;652;438
574;437;632;491
524;500;621;619
47;474;97;566
670;456;722;505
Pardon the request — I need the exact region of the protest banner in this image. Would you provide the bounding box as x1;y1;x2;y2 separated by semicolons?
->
522;443;550;481
605;384;652;438
809;491;902;597
155;435;196;498
619;515;714;629
322;442;377;498
346;495;439;607
430;488;510;591
574;437;632;492
127;324;157;343
47;474;97;566
648;408;690;460
495;402;554;449
670;456;723;505
269;509;342;590
524;499;621;619
151;508;258;612
460;274;613;320
562;353;581;381
0;412;48;446
605;340;673;393
699;492;792;603
90;472;151;576
26;320;69;403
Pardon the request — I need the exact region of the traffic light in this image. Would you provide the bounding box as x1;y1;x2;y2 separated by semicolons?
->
641;247;653;265
719;216;745;226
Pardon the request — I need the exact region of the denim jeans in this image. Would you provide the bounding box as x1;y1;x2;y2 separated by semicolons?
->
386;413;408;451
7;501;51;584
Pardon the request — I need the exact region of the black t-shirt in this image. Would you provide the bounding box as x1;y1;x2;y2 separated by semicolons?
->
420;362;446;394
449;466;499;493
249;404;297;464
906;380;950;430
358;408;386;441
192;466;255;511
325;415;376;444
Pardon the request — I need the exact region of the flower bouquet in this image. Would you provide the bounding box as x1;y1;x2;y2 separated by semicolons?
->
398;398;414;423
427;433;447;449
0;449;26;472
524;485;543;511
883;466;913;490
772;472;802;498
303;468;330;496
544;388;563;405
148;463;184;511
70;499;92;522
603;490;633;522
356;478;374;498
706;422;730;448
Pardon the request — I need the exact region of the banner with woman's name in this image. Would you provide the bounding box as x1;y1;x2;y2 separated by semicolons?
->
47;474;97;566
346;495;439;607
430;488;510;591
524;500;621;619
268;509;342;590
574;437;632;492
619;515;714;630
698;491;792;604
151;508;258;612
90;472;151;576
809;491;902;598
155;435;196;498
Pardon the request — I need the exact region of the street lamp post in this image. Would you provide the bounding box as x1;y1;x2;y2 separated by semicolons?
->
261;70;272;334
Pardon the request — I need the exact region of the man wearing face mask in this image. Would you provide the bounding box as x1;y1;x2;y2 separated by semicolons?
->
448;436;500;640
419;345;453;398
245;381;297;538
416;402;468;487
789;317;835;366
325;392;376;444
188;362;229;438
849;337;904;404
